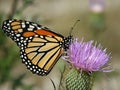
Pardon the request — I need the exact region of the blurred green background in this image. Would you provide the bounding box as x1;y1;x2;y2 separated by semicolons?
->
0;0;120;90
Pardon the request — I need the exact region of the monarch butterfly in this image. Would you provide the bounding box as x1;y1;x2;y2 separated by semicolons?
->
2;19;72;76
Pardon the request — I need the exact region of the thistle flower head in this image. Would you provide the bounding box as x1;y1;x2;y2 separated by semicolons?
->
66;39;111;72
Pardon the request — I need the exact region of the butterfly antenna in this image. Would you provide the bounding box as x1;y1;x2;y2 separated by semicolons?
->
69;20;80;36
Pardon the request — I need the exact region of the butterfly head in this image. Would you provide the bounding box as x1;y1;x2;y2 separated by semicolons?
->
63;35;73;51
63;20;80;50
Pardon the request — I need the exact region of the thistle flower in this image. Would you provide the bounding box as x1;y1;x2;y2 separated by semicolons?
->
68;39;111;72
63;39;111;90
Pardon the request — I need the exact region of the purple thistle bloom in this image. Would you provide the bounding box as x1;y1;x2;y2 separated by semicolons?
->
66;39;111;72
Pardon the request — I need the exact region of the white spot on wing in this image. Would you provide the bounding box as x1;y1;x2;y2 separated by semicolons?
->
37;27;41;29
28;28;33;31
22;24;25;28
26;21;29;24
7;23;10;26
9;20;12;23
16;34;21;37
35;35;38;37
29;25;35;28
40;36;44;38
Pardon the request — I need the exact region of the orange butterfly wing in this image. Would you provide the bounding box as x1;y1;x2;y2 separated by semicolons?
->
2;19;65;76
